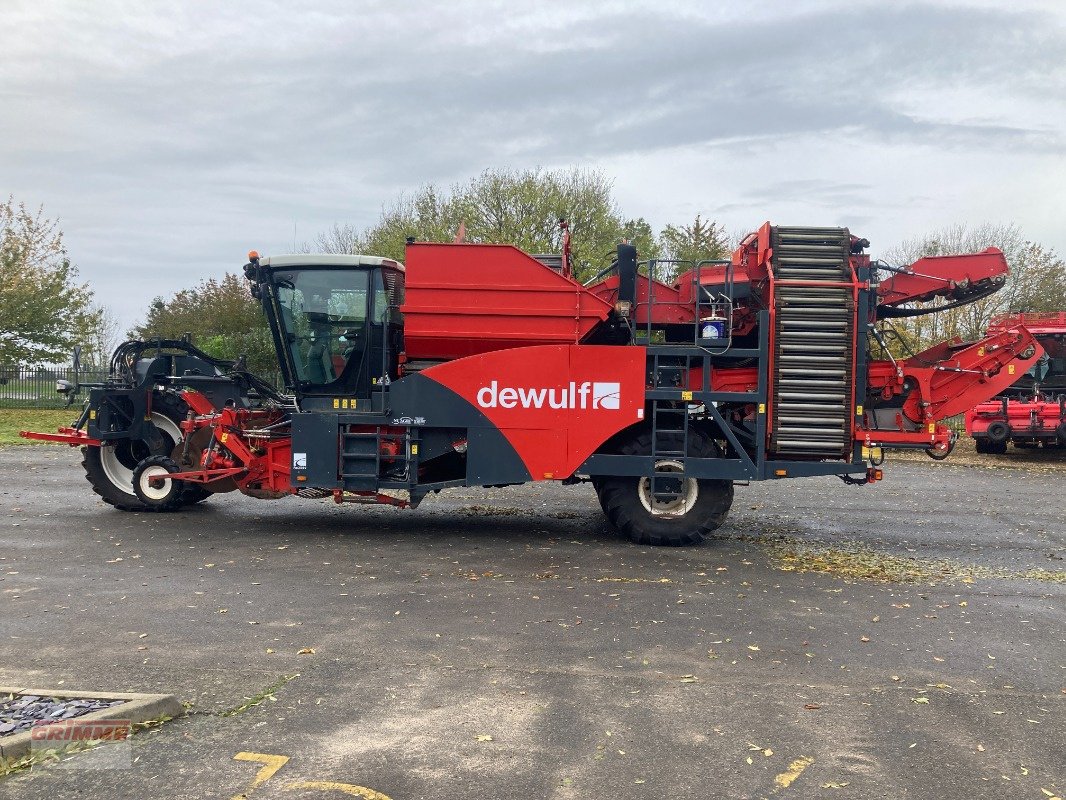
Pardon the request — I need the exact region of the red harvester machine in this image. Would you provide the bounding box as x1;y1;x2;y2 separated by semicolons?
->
965;311;1066;453
24;223;1041;545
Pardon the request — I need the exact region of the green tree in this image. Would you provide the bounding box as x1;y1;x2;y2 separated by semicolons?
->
314;168;655;280
0;197;97;365
131;273;276;374
1007;241;1066;313
620;217;661;262
659;215;730;265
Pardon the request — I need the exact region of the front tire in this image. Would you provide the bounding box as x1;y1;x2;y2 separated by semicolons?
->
82;392;208;511
594;428;734;546
132;456;186;511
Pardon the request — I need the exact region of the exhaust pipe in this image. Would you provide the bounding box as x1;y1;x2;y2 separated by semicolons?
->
616;243;638;307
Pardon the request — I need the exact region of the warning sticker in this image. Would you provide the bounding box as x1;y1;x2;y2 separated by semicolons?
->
293;452;307;469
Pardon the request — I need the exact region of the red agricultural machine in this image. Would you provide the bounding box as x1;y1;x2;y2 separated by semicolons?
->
24;224;1041;545
966;311;1066;453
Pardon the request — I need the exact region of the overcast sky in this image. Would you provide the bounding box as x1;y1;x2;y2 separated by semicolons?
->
3;0;1065;334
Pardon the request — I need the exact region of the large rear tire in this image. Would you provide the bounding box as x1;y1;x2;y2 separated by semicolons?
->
593;428;734;547
82;392;207;512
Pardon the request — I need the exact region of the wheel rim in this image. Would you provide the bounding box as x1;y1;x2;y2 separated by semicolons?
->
637;460;699;517
137;465;174;501
100;413;183;495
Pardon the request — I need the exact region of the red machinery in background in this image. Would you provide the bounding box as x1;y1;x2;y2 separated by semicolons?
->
966;312;1066;453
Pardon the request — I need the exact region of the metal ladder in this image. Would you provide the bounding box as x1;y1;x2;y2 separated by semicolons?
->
649;352;691;504
769;227;855;458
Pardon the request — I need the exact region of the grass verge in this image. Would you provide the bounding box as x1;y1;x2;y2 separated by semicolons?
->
0;408;79;446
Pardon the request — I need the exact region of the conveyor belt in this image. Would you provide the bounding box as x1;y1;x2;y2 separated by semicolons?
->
769;227;855;458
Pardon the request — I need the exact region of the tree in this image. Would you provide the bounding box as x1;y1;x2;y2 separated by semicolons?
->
309;222;361;255
659;215;730;265
82;304;123;367
322;168;657;280
1006;241;1066;313
0;197;96;365
620;217;661;262
879;223;1066;354
130;273;276;375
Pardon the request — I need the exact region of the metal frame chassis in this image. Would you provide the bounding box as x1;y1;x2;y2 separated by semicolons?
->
581;302;872;482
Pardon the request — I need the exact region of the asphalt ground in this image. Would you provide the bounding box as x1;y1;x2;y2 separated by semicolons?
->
0;445;1063;800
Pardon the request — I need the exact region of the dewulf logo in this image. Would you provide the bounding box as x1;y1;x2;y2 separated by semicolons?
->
476;381;620;410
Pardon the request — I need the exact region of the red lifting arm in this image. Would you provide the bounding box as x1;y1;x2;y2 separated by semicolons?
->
862;324;1043;454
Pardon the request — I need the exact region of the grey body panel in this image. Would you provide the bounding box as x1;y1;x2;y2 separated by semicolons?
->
288;372;531;490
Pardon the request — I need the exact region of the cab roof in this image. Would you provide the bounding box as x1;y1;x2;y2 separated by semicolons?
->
258;254;404;271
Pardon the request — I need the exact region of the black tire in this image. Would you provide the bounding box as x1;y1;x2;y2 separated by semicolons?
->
987;439;1008;455
131;456;186;511
986;421;1010;444
82;391;207;511
975;437;990;455
594;427;733;547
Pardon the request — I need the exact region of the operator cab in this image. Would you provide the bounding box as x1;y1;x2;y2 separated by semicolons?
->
245;254;404;404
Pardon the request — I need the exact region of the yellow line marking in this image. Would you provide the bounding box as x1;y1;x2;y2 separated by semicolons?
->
772;755;814;791
285;780;393;799
231;752;290;799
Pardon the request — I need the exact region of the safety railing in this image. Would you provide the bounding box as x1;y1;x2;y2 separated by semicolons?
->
637;258;735;351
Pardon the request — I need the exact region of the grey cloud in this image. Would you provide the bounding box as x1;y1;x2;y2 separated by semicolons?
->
1;1;1064;331
712;180;876;213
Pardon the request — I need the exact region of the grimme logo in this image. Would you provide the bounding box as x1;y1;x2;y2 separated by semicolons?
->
30;720;131;742
476;381;620;410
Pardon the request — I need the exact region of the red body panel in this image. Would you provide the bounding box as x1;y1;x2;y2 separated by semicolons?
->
422;345;646;479
402;243;613;361
585;273;693;325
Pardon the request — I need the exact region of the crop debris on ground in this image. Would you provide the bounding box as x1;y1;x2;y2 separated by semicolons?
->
756;537;1065;585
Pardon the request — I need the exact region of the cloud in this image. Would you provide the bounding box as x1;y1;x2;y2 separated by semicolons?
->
1;0;1064;332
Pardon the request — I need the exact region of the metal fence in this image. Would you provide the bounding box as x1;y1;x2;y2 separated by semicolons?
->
0;365;287;409
0;366;109;409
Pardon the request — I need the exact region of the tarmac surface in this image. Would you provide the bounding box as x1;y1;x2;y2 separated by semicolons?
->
0;445;1063;799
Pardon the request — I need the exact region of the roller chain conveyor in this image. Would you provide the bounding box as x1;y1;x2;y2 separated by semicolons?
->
769;227;856;459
